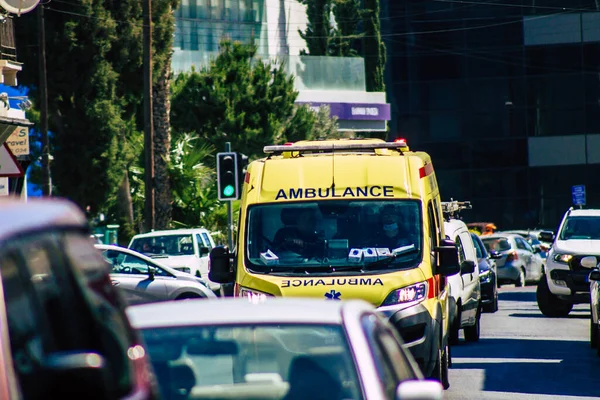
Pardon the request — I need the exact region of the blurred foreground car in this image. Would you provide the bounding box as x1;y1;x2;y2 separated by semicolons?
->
96;244;216;305
127;298;444;400
0;197;159;400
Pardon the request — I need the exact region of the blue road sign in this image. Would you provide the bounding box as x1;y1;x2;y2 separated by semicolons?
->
572;185;586;206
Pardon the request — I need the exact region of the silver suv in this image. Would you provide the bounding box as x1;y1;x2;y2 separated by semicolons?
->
538;207;600;317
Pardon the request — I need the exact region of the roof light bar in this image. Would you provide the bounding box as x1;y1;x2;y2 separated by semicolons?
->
263;142;407;154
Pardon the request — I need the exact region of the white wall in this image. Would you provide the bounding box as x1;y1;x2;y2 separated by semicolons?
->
266;0;307;56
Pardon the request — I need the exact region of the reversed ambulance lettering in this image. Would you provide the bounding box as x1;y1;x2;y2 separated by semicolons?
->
275;186;394;200
281;278;384;287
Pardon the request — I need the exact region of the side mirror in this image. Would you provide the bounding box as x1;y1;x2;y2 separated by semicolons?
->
460;260;476;275
199;246;210;257
589;269;600;282
148;267;155;280
209;246;234;284
532;246;541;254
581;256;599;270
44;351;113;399
435;239;460;277
489;250;503;260
396;380;443;400
538;231;554;243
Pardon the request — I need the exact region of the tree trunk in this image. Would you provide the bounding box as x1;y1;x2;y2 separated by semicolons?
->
117;170;137;245
153;61;173;230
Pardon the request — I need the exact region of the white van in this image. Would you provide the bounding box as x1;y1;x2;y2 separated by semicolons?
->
442;202;482;344
128;228;220;293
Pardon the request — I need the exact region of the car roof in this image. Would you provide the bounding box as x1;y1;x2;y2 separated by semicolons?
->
480;233;515;240
444;219;468;235
127;298;374;329
0;197;87;242
130;228;210;239
567;209;600;217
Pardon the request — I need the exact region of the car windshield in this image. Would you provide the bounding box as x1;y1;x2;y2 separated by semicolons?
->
481;237;512;252
130;234;195;256
139;324;364;400
559;216;600;240
245;200;423;273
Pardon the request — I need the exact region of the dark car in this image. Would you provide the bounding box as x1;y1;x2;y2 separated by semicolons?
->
471;232;499;313
0;197;160;400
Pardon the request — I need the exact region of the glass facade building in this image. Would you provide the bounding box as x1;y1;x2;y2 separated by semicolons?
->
383;0;600;230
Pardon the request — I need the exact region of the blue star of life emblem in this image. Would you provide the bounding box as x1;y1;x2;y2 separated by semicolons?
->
325;290;341;300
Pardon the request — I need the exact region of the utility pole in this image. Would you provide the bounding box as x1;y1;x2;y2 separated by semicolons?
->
37;5;51;196
225;142;233;250
143;0;155;232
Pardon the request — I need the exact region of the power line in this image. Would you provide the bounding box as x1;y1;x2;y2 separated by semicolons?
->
45;4;574;40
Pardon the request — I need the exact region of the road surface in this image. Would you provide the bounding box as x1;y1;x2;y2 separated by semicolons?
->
446;286;600;399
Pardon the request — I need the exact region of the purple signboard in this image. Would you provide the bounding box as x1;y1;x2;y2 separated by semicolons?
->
296;102;391;121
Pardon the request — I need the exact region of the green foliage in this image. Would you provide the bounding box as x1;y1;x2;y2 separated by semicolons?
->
363;0;386;92
330;0;362;57
306;105;342;140
171;39;311;162
167;132;237;245
297;0;334;56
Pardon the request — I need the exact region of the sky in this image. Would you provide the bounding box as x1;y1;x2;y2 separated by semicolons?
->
0;84;43;197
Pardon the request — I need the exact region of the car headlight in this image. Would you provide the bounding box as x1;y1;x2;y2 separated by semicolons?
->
479;269;491;283
553;253;572;264
239;287;274;303
381;281;428;307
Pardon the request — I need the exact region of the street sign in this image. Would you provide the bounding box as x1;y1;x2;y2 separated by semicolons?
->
572;184;586;206
0;143;23;177
5;126;29;156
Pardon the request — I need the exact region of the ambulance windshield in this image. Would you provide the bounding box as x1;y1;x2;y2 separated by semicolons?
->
245;200;422;273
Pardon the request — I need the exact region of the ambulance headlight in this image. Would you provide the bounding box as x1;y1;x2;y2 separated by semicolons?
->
239;287;274;303
381;281;428;307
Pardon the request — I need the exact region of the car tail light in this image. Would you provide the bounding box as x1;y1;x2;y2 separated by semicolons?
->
506;251;518;262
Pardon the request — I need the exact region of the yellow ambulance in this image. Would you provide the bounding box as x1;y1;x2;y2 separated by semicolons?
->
209;138;460;388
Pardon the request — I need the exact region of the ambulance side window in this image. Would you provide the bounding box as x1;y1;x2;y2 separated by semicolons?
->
427;202;438;251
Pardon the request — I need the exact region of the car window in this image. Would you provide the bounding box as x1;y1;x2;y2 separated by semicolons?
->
374;323;419;383
140;323;364;400
196;234;207;252
0;250;47;399
520;238;534;252
471;234;484;258
361;313;401;399
102;250;169;277
515;238;528;251
455;235;466;264
201;232;214;250
61;232;143;397
481;237;511;252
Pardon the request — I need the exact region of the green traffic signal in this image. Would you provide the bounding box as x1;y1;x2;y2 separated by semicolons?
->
223;185;235;197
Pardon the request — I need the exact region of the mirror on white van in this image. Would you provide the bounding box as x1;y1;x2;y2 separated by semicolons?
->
581;256;598;269
396;380;443;400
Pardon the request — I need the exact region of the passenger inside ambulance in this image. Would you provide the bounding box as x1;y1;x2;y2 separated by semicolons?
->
273;208;326;258
369;204;414;251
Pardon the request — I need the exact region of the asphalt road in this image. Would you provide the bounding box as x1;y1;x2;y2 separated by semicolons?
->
445;285;600;400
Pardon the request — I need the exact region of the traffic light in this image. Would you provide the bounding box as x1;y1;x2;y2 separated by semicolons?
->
237;153;249;195
217;152;239;201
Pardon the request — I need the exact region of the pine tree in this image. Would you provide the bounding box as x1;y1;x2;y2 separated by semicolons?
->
362;0;386;92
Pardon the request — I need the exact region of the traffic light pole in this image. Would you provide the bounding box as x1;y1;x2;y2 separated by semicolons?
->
225;142;233;250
